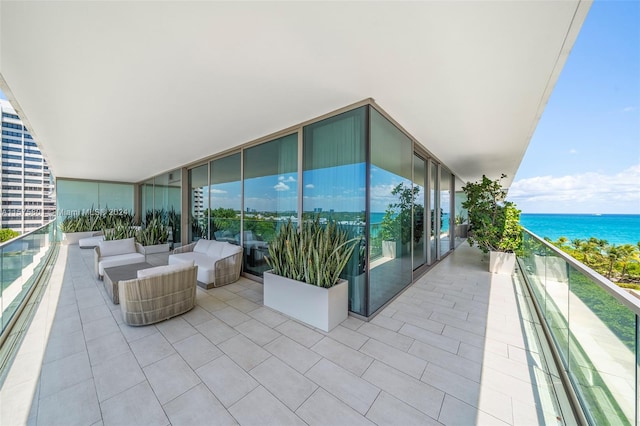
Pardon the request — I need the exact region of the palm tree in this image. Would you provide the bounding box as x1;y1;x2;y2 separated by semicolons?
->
557;236;568;246
617;244;639;281
605;244;620;279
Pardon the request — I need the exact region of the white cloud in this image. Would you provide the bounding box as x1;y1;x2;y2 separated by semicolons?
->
369;183;402;212
305;184;315;189
569;149;577;154
278;175;296;183
274;182;290;191
209;188;227;194
508;164;640;213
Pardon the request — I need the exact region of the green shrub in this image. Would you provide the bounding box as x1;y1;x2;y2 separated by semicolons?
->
60;207;133;233
103;216;137;241
266;218;358;288
137;217;169;246
0;228;19;243
462;174;522;253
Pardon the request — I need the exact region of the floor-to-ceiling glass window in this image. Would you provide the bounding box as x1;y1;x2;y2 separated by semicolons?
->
413;154;426;270
429;161;438;264
243;134;298;277
454;177;468;248
369;108;413;315
440;167;452;254
153;170;182;246
303;107;367;316
56;179;134;239
141;179;154;221
189;164;208;241
57;179;134;219
209;153;241;245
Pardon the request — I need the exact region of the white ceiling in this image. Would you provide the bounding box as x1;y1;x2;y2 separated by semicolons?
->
0;1;591;187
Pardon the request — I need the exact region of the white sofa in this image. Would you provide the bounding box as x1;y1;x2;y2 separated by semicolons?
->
79;233;104;248
94;237;146;279
168;239;242;289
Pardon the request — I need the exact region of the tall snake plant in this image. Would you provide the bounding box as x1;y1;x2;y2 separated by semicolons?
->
265;218;358;288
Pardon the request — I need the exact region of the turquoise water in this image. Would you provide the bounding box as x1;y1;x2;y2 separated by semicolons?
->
520;214;640;246
369;212;640;246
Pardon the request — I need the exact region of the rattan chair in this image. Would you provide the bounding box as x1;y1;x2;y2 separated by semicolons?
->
118;264;197;326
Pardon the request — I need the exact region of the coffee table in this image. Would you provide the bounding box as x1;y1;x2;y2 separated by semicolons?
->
103;262;154;304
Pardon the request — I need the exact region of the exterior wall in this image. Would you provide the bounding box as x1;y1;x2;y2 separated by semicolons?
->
177;102;457;317
56;179;134;221
1;99;55;234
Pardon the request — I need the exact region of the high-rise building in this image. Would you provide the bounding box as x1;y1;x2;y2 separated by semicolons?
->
0;99;55;233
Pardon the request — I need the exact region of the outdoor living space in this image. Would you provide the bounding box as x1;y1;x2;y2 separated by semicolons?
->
0;242;571;426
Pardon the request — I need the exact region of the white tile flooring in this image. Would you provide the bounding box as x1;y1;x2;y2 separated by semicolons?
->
0;243;573;425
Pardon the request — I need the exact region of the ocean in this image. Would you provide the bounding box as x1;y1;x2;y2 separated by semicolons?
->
371;212;640;246
519;214;640;246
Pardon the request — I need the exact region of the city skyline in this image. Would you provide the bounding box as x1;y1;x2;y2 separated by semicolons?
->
0;99;55;233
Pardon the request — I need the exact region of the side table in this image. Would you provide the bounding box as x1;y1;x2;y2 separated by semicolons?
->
103;262;154;304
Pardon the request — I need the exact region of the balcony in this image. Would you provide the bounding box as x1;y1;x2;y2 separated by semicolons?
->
0;235;572;425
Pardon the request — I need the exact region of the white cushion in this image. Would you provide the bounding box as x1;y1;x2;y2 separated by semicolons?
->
169;251;212;265
99;252;145;275
206;241;224;258
220;243;242;258
195;264;215;285
169;252;216;284
193;239;212;253
137;261;195;278
79;235;104;248
99;237;136;257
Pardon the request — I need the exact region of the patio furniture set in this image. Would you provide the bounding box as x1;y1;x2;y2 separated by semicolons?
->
94;238;243;326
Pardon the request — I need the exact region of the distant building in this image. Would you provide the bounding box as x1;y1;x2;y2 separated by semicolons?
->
1;99;55;233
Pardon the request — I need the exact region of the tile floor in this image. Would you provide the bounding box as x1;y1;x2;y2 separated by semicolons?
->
0;243;573;425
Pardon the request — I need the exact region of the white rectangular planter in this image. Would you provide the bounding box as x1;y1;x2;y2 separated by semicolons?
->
62;231;98;245
141;243;171;254
489;251;516;275
263;271;348;332
382;240;396;259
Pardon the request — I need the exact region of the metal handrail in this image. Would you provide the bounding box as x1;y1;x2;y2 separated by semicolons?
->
523;228;640;316
0;219;56;250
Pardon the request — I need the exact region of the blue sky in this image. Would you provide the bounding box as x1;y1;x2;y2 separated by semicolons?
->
508;0;640;214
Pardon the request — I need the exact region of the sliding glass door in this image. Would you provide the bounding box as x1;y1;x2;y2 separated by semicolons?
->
413;154;426;270
243;134;298;277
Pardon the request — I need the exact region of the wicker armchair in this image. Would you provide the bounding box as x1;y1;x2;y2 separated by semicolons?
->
119;264;197;326
172;242;198;254
169;240;243;289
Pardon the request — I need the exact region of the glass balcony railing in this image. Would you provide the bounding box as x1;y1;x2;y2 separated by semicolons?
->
1;220;57;340
518;229;638;426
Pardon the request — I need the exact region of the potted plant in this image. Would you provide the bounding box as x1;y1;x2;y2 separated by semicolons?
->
380;183;421;258
380;210;398;259
461;174;523;274
454;213;469;238
60;208;104;244
60;207;135;245
102;217;137;241
263;217;358;332
137;217;170;254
